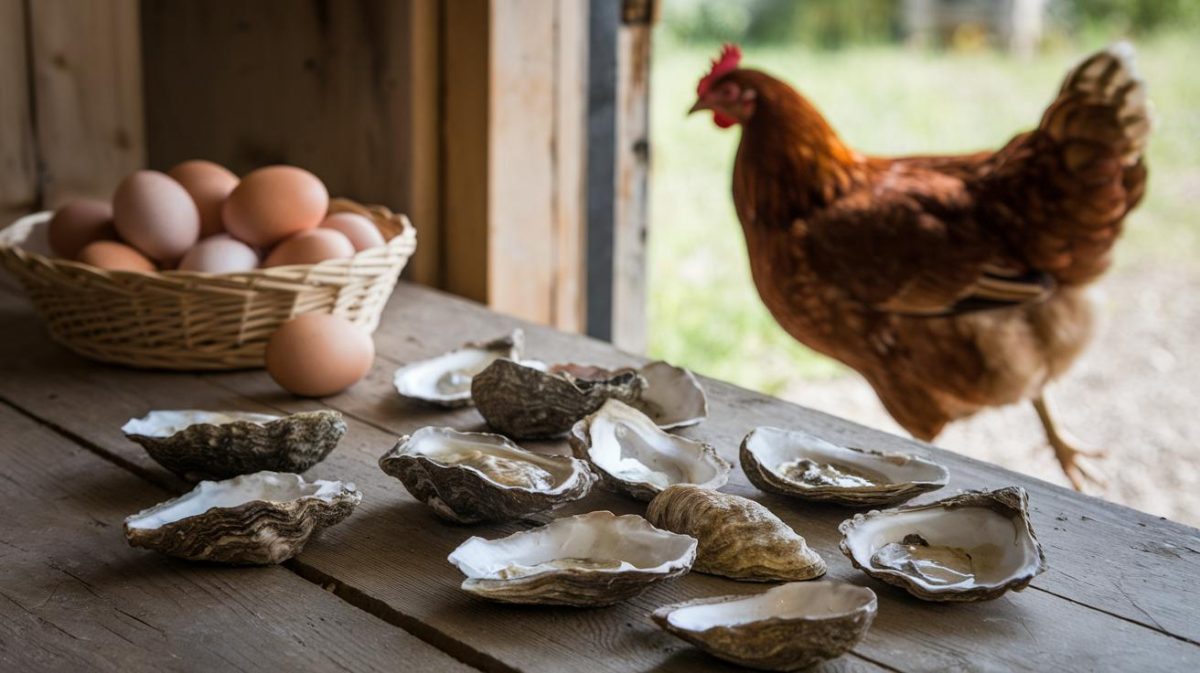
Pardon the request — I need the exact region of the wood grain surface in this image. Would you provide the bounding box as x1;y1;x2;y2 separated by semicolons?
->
0;401;476;673
0;283;1197;672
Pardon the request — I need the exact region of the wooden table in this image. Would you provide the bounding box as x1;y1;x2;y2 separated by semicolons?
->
1;282;1198;673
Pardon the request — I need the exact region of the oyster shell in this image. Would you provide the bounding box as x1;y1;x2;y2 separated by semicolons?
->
839;486;1047;601
447;511;696;607
122;410;346;481
652;582;878;672
378;426;596;524
646;484;826;582
393;330;523;407
124;471;361;565
634;360;707;429
568;399;731;501
741;427;948;506
471;358;647;438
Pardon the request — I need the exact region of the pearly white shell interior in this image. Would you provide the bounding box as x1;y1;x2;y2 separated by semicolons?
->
125;471;348;530
636;361;707;429
393;347;510;402
843;505;1041;590
667;582;876;631
448;511;696;579
586;399;723;489
402;426;579;492
122;410;281;438
746;427;948;487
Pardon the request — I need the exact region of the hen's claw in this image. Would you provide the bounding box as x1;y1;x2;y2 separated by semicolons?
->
1032;394;1106;491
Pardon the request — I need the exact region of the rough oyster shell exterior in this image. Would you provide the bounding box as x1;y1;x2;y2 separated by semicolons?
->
447;511;697;607
839;486;1047;602
378;426;596;524
122;410;346;481
741;426;948;506
646;484;826;582
124;471;361;565
652;582;877;672
471;359;646;438
568;399;730;501
393;330;523;407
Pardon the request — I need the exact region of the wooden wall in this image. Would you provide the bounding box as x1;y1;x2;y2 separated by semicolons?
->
0;0;651;346
0;0;144;221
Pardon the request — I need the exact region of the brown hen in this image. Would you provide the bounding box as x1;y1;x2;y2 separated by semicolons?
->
690;44;1151;489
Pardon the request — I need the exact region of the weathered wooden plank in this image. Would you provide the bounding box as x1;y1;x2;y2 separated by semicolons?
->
0;0;38;224
27;0;144;206
1;289;1198;672
0;402;477;673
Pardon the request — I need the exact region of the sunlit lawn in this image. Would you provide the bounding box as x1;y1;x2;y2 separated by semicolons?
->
647;32;1200;395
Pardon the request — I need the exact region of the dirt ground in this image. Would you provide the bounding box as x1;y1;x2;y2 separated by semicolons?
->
781;262;1200;526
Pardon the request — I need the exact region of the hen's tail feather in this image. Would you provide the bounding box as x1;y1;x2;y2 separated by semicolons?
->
987;43;1151;285
1041;41;1152;167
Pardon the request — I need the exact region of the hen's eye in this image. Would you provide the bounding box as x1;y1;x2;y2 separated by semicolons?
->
719;82;740;101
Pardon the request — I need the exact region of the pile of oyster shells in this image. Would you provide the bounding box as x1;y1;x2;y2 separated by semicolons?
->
115;328;1048;672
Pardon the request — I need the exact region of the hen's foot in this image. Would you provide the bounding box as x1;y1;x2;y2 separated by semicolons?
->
1032;395;1106;491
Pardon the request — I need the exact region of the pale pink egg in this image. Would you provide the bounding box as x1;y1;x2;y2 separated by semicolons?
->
319;212;385;252
178;234;260;273
263;228;355;267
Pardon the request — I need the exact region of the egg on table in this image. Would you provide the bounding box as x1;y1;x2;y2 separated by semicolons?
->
223;166;328;247
47;199;116;259
177;234;260;273
112;170;201;263
319;212;385;252
168;159;239;238
77;240;157;273
265;313;375;397
263;228;355;267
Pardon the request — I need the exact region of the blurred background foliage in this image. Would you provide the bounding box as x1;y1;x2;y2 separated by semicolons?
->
647;0;1200;394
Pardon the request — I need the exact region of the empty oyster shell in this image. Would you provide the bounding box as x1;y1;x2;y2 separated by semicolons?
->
378;426;596;524
652;582;878;672
568;399;731;501
447;511;696;607
646;484;826;582
122;410;346;481
741;427;948;506
124;471;361;565
634;360;707;429
471;359;647;438
393;330;523;407
839;486;1047;601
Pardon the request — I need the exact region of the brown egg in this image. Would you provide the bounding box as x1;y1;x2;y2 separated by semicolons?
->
265;313;374;397
223;165;328;247
177;234;260;273
112;170;201;263
77;240;157;273
168;160;239;238
319;212;385;252
47;199;116;258
263;228;355;267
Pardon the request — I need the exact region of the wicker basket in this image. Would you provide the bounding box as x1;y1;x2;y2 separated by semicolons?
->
0;198;416;370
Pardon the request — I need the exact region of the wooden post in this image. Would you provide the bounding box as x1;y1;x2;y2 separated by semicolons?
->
611;0;654;353
442;0;588;332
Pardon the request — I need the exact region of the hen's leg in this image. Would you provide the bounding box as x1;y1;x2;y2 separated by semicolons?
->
1032;394;1105;490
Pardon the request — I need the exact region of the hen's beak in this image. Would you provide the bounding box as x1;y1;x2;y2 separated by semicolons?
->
688;98;710;115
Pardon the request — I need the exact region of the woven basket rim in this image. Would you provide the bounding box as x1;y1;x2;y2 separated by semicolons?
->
0;199;416;281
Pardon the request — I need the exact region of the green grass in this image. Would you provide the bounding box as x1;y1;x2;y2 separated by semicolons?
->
647;33;1200;395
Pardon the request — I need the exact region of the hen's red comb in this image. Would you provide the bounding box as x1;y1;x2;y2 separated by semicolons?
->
697;43;742;96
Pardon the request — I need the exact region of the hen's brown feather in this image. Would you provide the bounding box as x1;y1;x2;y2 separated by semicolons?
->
718;45;1149;440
